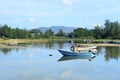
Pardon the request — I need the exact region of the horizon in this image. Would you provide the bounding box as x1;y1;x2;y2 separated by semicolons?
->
0;0;120;29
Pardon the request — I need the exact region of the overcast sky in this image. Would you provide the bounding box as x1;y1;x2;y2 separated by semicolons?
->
0;0;120;29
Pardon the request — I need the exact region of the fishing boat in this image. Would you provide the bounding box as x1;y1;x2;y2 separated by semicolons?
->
58;49;95;56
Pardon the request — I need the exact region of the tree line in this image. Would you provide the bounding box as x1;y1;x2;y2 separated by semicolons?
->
93;20;120;39
0;25;31;39
0;20;120;39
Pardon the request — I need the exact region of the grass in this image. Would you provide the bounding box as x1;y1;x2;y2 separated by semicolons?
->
0;38;119;49
0;39;49;44
0;38;120;45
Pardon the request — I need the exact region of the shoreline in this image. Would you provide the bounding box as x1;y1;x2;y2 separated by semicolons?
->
80;43;120;47
0;44;26;49
0;39;49;44
0;43;119;49
0;39;119;48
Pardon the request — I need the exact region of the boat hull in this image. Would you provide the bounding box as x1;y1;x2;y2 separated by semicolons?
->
58;50;92;56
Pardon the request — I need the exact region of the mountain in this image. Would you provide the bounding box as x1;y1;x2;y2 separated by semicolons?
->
38;26;76;33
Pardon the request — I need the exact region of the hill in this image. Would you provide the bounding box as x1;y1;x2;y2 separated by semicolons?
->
38;26;76;33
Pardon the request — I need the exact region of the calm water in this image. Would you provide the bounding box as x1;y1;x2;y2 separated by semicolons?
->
0;43;120;80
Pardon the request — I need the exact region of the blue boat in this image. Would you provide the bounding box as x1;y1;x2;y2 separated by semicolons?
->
58;49;94;56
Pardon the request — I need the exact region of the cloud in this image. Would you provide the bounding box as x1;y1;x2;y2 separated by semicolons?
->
60;0;72;6
29;18;35;24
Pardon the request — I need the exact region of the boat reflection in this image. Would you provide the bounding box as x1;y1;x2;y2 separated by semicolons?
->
58;55;96;62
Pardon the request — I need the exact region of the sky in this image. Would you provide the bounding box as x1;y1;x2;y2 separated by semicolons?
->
0;0;120;29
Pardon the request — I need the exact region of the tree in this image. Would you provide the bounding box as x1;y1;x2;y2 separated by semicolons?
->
44;29;54;38
72;28;91;38
103;20;120;39
1;24;11;38
56;29;65;37
103;20;111;38
110;21;120;39
30;29;42;39
0;25;2;37
68;32;74;38
93;25;103;39
44;30;49;38
48;29;54;38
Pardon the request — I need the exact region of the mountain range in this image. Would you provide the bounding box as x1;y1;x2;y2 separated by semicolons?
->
38;26;76;33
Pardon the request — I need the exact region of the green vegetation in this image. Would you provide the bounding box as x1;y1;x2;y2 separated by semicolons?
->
56;29;65;37
68;28;93;38
0;25;31;39
0;19;120;40
93;20;120;39
44;29;54;38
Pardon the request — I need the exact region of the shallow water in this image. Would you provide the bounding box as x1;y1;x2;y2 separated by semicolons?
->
0;43;120;80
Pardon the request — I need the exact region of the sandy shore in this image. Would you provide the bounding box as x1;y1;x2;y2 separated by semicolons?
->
80;43;120;47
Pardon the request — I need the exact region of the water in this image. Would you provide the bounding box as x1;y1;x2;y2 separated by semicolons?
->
0;43;120;80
